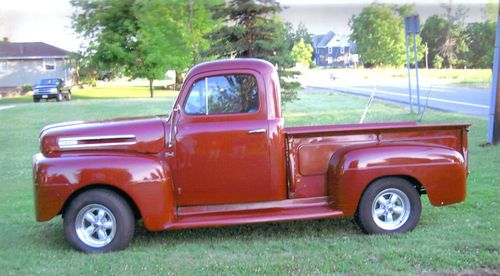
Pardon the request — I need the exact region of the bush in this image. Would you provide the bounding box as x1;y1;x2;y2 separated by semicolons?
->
21;85;32;93
432;55;444;69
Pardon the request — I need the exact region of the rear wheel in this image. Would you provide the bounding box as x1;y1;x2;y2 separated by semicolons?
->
63;189;135;253
355;177;421;234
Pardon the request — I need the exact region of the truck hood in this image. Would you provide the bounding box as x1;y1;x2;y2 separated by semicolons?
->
39;116;167;156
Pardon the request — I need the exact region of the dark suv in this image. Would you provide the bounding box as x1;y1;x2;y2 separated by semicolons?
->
33;78;72;102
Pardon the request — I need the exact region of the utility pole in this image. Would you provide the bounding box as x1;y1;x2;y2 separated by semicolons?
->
487;0;500;144
425;42;428;69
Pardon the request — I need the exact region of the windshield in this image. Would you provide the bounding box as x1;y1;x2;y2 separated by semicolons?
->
38;79;60;85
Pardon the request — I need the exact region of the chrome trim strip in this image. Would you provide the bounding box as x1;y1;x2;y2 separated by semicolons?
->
248;128;266;134
58;135;136;149
59;141;137;149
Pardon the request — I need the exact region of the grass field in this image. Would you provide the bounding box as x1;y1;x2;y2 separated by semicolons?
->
311;68;492;88
0;85;178;104
0;89;499;274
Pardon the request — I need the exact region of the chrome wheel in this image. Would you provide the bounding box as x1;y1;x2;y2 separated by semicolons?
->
75;204;116;248
371;188;411;231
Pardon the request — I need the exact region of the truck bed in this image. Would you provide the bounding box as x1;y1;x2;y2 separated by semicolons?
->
285;122;470;199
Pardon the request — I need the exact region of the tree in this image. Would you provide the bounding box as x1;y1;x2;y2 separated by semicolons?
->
134;0;191;96
206;0;299;104
349;3;424;67
421;5;469;68
71;0;217;97
350;4;405;67
294;22;312;45
291;38;313;67
464;22;496;68
421;15;449;68
463;5;497;69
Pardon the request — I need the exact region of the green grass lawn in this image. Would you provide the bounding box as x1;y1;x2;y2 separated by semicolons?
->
0;85;178;104
0;89;499;274
312;68;492;88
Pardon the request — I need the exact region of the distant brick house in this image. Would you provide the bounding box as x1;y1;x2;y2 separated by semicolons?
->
312;31;356;67
0;38;71;88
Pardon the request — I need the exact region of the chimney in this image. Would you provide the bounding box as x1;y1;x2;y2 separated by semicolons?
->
2;37;8;42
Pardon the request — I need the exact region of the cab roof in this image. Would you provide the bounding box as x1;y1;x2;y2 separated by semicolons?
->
185;58;276;80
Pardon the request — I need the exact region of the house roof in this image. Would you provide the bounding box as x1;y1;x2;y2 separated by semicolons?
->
312;31;336;48
0;42;71;60
312;31;355;49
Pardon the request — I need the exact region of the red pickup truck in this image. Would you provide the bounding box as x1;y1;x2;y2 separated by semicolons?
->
33;59;469;253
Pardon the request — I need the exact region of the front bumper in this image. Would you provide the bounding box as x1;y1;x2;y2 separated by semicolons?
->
33;153;72;221
33;93;58;100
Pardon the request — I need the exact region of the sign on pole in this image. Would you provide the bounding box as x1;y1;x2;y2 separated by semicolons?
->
404;15;421;114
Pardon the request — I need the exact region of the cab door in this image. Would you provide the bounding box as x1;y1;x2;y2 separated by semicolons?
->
173;71;276;206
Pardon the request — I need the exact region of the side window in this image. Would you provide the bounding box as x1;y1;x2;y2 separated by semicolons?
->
184;74;259;115
184;79;207;115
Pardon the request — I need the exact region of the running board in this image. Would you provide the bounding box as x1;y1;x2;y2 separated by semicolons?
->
165;197;344;230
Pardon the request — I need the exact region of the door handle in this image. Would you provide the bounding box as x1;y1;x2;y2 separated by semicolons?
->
248;128;266;134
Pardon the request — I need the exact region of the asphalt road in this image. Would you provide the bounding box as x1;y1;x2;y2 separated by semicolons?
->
306;83;492;117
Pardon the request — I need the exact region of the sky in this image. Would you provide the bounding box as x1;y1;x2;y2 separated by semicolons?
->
0;0;495;52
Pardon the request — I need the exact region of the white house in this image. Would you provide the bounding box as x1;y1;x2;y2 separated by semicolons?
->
0;38;71;88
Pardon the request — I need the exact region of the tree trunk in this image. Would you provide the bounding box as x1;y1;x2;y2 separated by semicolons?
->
149;79;154;98
175;72;183;91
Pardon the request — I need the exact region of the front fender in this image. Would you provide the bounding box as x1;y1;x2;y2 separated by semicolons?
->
33;152;175;231
328;143;466;215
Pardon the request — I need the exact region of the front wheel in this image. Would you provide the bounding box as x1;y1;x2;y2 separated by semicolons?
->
355;177;421;234
63;189;135;253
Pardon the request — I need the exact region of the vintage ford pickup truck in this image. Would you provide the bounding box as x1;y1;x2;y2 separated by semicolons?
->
33;59;469;253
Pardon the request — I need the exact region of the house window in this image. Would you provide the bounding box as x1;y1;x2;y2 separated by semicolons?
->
0;62;8;73
44;59;56;71
327;57;333;64
340;46;345;54
328;47;332;54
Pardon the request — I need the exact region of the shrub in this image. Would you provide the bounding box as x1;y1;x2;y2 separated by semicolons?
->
21;85;32;93
432;55;444;69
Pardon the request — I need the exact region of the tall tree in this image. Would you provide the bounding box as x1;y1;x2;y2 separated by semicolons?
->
350;3;424;67
206;0;299;104
421;5;469;68
421;15;448;68
71;0;217;97
294;22;312;45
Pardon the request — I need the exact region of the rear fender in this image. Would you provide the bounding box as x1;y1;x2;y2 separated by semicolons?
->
33;153;175;231
327;143;466;215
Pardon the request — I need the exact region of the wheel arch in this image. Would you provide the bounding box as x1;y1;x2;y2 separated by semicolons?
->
362;175;425;197
328;142;466;215
355;175;424;214
61;184;142;221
